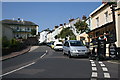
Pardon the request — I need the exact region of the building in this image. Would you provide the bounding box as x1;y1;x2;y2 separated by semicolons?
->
2;18;39;39
39;29;50;44
87;2;119;55
0;22;14;40
47;25;64;42
115;0;120;54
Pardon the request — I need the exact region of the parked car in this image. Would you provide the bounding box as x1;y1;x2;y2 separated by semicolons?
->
54;42;63;51
63;40;90;58
50;41;55;49
47;42;52;47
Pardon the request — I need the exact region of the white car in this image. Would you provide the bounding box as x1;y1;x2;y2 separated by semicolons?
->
63;40;90;58
54;42;63;51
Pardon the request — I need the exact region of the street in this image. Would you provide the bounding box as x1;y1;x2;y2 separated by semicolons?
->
2;46;119;79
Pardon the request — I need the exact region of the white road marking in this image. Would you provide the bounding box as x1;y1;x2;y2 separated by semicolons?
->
0;62;35;77
46;50;48;53
91;63;96;67
40;53;47;58
91;61;95;64
92;67;97;71
91;72;98;77
102;67;108;71
90;60;93;62
104;73;110;78
100;63;106;67
91;78;97;80
99;61;103;64
1;50;48;77
40;50;48;58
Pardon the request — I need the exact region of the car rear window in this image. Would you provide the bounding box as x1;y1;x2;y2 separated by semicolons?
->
70;41;84;46
56;44;63;46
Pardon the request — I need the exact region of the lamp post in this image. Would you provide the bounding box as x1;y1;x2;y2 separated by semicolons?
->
108;2;117;42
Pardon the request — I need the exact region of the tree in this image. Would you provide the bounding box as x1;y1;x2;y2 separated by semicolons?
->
74;20;90;34
57;27;76;40
31;29;36;36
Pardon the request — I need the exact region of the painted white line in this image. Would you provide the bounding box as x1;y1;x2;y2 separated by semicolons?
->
90;60;93;62
91;63;96;67
100;63;106;67
104;73;110;78
91;72;98;77
40;53;47;58
40;50;48;58
99;61;103;64
46;50;48;53
102;67;108;71
91;78;97;80
91;61;95;64
0;62;35;77
92;67;97;71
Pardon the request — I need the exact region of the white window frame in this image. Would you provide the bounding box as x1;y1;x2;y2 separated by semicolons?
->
96;17;99;27
104;11;108;23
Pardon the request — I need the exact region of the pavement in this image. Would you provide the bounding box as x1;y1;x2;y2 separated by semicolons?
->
0;46;39;61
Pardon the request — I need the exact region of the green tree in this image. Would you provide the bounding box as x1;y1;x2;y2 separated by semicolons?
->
74;20;90;34
57;27;76;40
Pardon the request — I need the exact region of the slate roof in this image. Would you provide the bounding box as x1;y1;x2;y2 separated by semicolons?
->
1;19;38;26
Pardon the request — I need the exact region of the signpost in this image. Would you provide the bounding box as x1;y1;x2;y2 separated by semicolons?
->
97;40;106;60
109;43;117;59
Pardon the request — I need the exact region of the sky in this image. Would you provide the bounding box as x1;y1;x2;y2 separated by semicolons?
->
2;2;102;32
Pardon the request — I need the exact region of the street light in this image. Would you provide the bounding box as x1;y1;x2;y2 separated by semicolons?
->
108;2;117;42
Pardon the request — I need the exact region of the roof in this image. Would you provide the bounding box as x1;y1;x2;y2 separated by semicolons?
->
1;19;38;26
90;3;107;17
0;22;13;30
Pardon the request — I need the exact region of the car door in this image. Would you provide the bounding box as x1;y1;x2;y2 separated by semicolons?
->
65;41;70;54
63;41;67;53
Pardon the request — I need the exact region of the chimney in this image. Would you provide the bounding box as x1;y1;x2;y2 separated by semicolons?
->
54;26;59;30
82;15;87;20
64;23;66;25
69;18;74;22
18;17;20;21
60;24;63;26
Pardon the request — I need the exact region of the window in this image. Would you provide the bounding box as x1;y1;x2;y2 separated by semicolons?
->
17;27;19;31
96;17;99;27
105;11;108;23
27;27;30;31
70;41;84;46
64;41;69;47
56;44;63;46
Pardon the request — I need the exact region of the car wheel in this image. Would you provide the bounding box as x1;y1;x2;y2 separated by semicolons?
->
63;51;66;55
68;51;72;58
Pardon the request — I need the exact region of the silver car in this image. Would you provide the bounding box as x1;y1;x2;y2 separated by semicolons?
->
63;40;90;58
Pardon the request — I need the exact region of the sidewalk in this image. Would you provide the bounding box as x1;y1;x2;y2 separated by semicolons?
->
0;46;31;61
0;46;40;61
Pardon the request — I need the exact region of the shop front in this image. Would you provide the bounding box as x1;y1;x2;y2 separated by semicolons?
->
88;22;117;58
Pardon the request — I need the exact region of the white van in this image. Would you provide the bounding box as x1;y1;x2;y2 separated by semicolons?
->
54;42;63;50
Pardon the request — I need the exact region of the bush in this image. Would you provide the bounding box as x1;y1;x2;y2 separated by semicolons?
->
2;37;26;56
9;38;21;48
2;36;10;48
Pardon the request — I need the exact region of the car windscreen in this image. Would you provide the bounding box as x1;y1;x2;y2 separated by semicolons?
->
70;41;84;46
56;44;63;46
